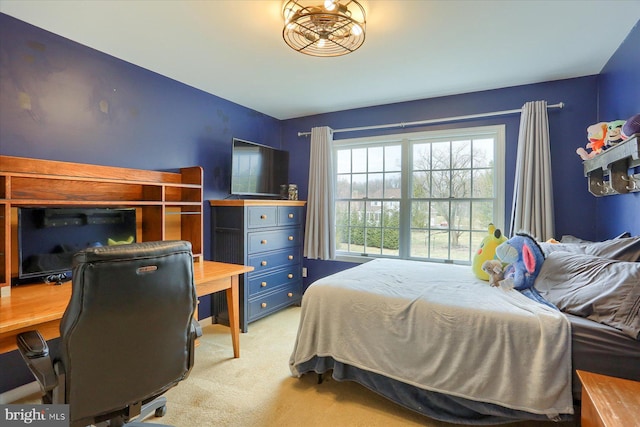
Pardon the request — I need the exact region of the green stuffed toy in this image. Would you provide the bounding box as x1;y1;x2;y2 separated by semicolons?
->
472;223;507;281
107;235;134;246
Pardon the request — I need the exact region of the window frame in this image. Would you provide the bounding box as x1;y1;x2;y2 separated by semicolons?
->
333;125;506;264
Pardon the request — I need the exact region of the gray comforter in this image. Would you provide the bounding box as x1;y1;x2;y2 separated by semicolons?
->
290;259;574;419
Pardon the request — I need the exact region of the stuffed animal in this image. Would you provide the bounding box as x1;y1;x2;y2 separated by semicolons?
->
481;259;504;287
472;223;507;281
495;233;543;290
107;235;134;245
606;120;626;146
621;113;640;139
577;122;608;160
495;233;556;309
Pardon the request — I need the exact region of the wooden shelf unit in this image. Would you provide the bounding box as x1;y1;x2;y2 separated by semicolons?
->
0;155;203;292
583;134;640;196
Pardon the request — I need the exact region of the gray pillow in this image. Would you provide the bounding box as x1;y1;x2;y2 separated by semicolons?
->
536;252;640;340
539;236;640;262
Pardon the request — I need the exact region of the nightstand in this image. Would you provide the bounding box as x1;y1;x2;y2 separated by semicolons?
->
577;370;640;427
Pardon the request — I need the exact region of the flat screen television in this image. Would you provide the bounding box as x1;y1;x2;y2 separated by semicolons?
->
230;138;289;197
16;207;137;285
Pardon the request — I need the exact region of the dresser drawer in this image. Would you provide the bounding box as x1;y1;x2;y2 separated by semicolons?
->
248;267;301;296
248;282;301;321
248;248;300;274
247;206;277;228
278;206;303;226
248;228;301;253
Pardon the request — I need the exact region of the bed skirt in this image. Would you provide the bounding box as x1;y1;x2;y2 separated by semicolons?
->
295;356;574;425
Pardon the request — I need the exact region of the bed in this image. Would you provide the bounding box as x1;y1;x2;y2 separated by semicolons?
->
289;236;640;425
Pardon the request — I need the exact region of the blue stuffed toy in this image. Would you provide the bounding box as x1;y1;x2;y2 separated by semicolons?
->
495;232;556;309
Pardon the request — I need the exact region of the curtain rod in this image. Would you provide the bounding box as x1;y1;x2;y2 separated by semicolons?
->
297;102;564;137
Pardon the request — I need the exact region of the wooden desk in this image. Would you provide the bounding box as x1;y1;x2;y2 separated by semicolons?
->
0;261;253;358
577;370;640;427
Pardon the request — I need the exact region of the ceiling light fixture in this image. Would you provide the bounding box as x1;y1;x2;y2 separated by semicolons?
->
282;0;366;57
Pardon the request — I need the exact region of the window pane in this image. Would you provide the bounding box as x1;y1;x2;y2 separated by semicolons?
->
382;201;400;227
431;170;450;198
368;146;384;172
412;143;430;170
411;201;430;228
336;174;351;199
337;149;352;173
451;169;471;198
432;201;449;228
450;231;471;261
410;229;430;258
431;141;450;169
384;172;401;198
367;173;384;198
336;226;350;251
472;168;493;198
450;200;470;230
452;140;471;170
473;138;494;168
366;228;382;255
471;201;494;230
385;145;402;171
352;174;366;198
429;229;450;259
352;148;367;173
335;201;350;227
412;171;431;198
382;228;400;256
366;200;381;226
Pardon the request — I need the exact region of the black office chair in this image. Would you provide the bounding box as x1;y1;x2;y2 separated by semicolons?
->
17;241;202;427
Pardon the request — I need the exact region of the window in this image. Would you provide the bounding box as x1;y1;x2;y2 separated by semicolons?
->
334;125;505;264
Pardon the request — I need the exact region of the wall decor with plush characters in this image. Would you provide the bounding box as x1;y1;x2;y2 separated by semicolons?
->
577;114;639;161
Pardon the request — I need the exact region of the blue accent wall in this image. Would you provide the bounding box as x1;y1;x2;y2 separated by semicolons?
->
595;20;640;239
0;13;282;394
0;13;283;259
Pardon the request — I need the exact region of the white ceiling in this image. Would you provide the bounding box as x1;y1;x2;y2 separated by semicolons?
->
2;1;639;120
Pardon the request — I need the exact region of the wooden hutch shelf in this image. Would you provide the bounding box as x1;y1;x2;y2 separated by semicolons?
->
0;155;204;293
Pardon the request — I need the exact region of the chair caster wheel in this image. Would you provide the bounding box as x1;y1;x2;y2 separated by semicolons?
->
155;405;167;417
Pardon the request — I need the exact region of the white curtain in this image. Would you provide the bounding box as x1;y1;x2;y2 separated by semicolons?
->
304;126;336;260
510;101;555;241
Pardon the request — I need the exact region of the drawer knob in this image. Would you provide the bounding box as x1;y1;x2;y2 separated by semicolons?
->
261;261;267;266
288;292;293;298
261;239;267;245
288;236;294;241
261;281;267;287
288;273;293;279
288;213;294;219
260;214;267;219
288;255;294;260
261;302;267;308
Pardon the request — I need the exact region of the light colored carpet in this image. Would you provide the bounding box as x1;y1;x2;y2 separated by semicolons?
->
16;306;578;426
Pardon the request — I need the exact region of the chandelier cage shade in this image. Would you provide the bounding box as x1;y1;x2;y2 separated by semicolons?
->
282;0;366;57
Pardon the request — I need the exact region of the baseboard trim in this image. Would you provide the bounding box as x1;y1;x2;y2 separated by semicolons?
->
0;381;40;404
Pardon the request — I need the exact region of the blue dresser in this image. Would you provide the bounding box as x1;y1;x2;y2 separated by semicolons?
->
209;200;306;332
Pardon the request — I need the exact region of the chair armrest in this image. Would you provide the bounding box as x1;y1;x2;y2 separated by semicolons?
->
16;331;58;392
187;319;202;369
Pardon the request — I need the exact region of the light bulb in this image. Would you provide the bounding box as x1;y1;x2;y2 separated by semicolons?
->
317;38;326;48
351;24;363;36
324;0;336;11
